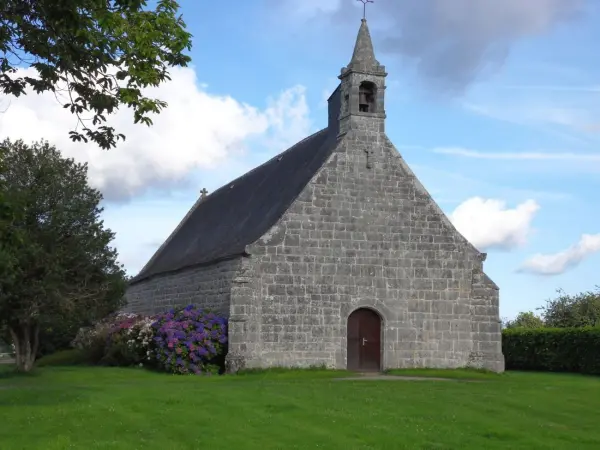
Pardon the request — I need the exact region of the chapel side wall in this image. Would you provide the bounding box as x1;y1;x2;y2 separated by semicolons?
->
248;127;503;371
469;270;505;372
123;258;243;317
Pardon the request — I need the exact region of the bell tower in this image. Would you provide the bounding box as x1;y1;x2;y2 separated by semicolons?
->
338;18;387;137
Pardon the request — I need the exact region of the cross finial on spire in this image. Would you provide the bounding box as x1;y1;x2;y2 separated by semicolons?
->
200;188;208;200
357;0;374;20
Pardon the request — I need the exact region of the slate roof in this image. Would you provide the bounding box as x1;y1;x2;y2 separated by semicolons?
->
131;89;341;284
130;18;383;284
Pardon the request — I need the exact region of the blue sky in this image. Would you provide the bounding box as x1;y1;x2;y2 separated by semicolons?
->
3;0;599;320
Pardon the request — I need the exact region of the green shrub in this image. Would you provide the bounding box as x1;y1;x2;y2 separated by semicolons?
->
37;319;86;357
502;327;600;375
72;313;151;367
71;306;229;375
101;315;154;367
37;349;89;367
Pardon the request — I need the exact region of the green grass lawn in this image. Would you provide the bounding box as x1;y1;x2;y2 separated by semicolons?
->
1;365;599;449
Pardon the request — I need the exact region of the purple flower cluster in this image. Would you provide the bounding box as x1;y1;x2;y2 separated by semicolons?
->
151;305;228;375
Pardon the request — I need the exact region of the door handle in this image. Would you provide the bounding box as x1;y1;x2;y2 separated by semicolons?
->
362;338;367;346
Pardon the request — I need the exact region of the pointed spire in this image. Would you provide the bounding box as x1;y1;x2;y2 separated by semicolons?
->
350;19;376;66
346;19;383;73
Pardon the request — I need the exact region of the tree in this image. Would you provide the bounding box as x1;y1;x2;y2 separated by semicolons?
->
0;144;23;361
0;139;127;372
539;287;600;328
0;0;192;149
504;311;545;329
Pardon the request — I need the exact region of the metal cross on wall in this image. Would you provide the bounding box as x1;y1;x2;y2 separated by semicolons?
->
357;0;374;19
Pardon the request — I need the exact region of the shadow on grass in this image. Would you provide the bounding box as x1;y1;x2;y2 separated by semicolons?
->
383;367;506;380
0;365;43;381
0;350;92;380
0;383;95;407
0;363;98;407
232;365;352;379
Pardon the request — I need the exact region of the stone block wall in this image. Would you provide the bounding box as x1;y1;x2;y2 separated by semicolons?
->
124;258;242;317
246;125;504;371
469;268;505;371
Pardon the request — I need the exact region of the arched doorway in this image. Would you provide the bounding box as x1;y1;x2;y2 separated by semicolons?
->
347;308;382;372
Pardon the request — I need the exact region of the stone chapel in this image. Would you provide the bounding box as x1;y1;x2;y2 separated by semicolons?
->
125;18;505;373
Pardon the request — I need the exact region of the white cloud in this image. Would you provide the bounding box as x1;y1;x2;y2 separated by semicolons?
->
271;0;584;90
0;67;312;201
278;0;342;19
450;197;540;250
464;101;600;135
461;80;600;146
434;147;600;161
499;85;600;92
519;234;600;275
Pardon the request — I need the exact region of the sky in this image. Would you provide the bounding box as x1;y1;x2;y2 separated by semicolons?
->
2;0;600;321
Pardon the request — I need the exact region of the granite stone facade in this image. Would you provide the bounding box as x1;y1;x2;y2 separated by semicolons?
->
124;18;504;373
234;128;503;372
124;258;242;317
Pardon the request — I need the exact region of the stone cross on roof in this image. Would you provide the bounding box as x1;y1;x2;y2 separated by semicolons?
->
200;188;209;200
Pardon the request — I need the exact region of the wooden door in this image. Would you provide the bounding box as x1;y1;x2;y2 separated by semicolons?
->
347;308;381;371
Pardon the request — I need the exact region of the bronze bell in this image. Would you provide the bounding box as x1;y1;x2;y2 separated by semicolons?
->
359;91;368;105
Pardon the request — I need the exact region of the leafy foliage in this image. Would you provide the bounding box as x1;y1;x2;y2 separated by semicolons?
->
0;0;192;149
503;311;545;329
151;305;228;375
36;348;88;367
538;287;600;328
71;306;228;375
0;138;127;371
0;144;24;308
36;317;86;357
502;327;600;375
103;313;154;366
71;312;141;365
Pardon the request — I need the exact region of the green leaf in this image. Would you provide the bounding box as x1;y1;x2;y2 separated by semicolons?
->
0;0;192;150
0;138;128;360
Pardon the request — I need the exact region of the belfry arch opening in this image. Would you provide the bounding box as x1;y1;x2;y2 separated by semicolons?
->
347;308;382;372
358;81;377;113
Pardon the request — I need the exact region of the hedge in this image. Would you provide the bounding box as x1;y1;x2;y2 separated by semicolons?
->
502;327;600;375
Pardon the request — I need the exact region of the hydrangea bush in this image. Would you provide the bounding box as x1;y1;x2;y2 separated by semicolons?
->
71;306;228;375
71;312;147;365
103;314;155;366
71;314;118;363
151;305;228;375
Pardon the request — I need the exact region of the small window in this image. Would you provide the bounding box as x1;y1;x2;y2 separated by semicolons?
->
358;81;376;113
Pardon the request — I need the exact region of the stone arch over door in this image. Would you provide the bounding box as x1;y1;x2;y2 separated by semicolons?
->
347;308;382;372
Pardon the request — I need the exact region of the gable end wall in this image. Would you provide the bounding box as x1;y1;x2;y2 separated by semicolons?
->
244;126;504;372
